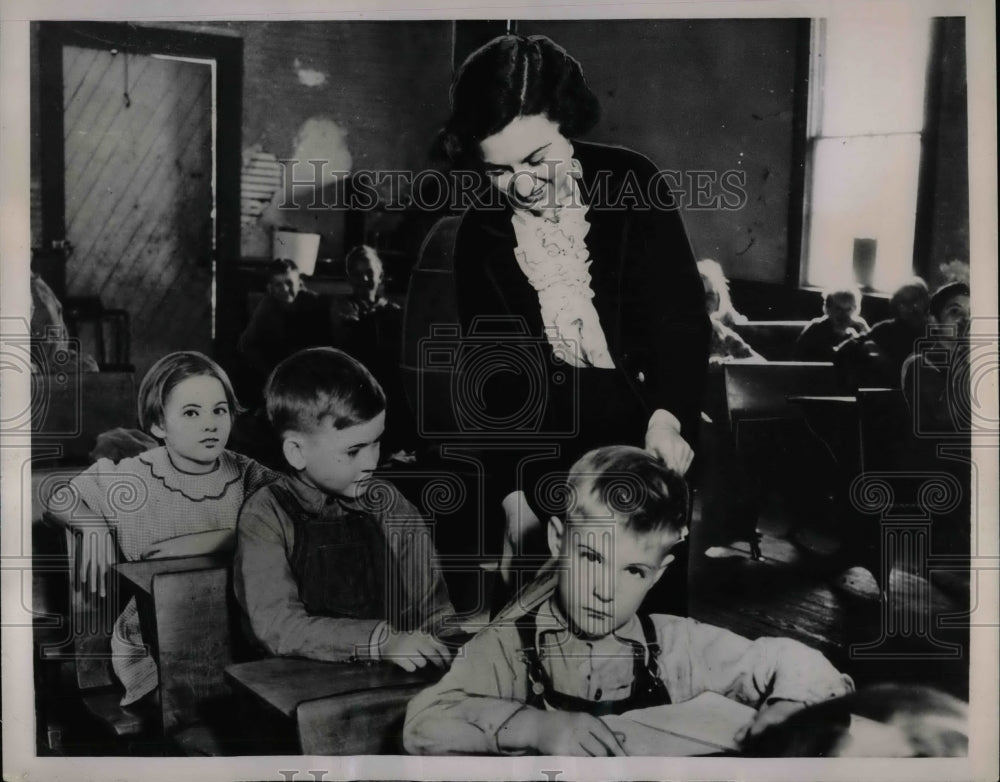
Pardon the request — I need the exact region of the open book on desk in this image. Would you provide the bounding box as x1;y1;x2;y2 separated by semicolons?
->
602;691;757;756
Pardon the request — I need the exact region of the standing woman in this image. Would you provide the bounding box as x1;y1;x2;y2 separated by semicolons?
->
439;35;710;603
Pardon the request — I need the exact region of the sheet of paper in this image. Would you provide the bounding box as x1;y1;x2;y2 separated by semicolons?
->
602;692;757;756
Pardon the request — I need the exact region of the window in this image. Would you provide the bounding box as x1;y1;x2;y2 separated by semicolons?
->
801;16;932;293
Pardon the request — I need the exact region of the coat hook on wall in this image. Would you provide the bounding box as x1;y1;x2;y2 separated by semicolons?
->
111;48;131;108
122;51;131;109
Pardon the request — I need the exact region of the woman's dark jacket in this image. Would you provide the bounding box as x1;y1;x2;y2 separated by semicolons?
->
452;140;711;517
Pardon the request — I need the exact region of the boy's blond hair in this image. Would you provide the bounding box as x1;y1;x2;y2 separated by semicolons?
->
565;445;688;535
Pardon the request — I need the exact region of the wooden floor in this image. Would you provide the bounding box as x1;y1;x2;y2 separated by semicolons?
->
687;501;971;701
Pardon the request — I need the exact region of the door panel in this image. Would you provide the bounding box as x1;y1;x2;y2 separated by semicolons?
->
63;46;214;380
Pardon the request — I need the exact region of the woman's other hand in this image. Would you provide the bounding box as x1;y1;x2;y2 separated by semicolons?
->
646;409;694;474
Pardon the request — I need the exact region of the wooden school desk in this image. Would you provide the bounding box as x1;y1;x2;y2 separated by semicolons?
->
225;656;442;754
114;555;234;751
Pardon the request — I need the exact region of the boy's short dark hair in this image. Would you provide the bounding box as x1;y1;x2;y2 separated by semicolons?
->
929;281;970;320
565;446;688;536
264;347;386;436
889;276;929;308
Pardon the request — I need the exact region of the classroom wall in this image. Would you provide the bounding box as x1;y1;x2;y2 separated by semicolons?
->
30;21;455;260
30;18;967;328
519;19;803;285
230;20;454;259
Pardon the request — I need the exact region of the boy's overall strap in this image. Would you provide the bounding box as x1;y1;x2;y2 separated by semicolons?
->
638;613;661;675
631;613;671;708
515;609;670;716
514;610;548;710
270;482;309;521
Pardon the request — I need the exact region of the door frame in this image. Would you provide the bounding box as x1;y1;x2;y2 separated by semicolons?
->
37;21;242;355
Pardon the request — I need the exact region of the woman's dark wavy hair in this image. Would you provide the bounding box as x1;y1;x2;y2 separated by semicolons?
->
436;34;601;168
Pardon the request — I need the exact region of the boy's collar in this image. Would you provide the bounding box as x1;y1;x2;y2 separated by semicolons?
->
537;592;645;652
283;473;357;512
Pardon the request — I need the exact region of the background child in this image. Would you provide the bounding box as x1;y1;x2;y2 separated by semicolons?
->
697;259;763;363
901;280;970;434
331;245;415;456
403;446;853;756
793;285;869;362
835;277;930;389
337;244;395;320
237;259;335;400
697;258;749;328
48;351;276;706
234;347;457;671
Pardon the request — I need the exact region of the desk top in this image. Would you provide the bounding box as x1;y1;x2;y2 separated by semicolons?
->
226;656;438;719
114;555;227;596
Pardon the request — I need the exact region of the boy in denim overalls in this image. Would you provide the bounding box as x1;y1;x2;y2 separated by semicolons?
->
404;446;853;755
235;347;456;671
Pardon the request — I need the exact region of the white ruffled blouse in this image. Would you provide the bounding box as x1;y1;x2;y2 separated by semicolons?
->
510;159;615;370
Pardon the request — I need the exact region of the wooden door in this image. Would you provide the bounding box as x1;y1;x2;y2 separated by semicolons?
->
62;45;214;379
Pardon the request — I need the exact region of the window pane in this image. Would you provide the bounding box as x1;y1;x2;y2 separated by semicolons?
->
805;134;922;292
820;17;931;136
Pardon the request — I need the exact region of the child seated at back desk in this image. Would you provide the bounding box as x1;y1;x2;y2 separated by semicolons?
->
47;351;277;706
403;446;853;756
834;277;931;390
332;245;415;456
793;286;869;363
234;347;458;671
238;259;335;402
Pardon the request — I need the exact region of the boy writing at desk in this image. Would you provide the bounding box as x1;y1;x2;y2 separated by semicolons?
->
404;446;853;755
235;347;457;670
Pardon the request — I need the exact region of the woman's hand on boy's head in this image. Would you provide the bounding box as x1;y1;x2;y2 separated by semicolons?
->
735;699;806;746
379;628;453;672
645;415;694;475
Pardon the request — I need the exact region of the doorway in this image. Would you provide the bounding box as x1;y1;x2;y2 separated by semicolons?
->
37;22;242;378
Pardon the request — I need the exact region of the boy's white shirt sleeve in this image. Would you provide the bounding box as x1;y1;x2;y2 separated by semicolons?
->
403;626;529;755
653;615;854;707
